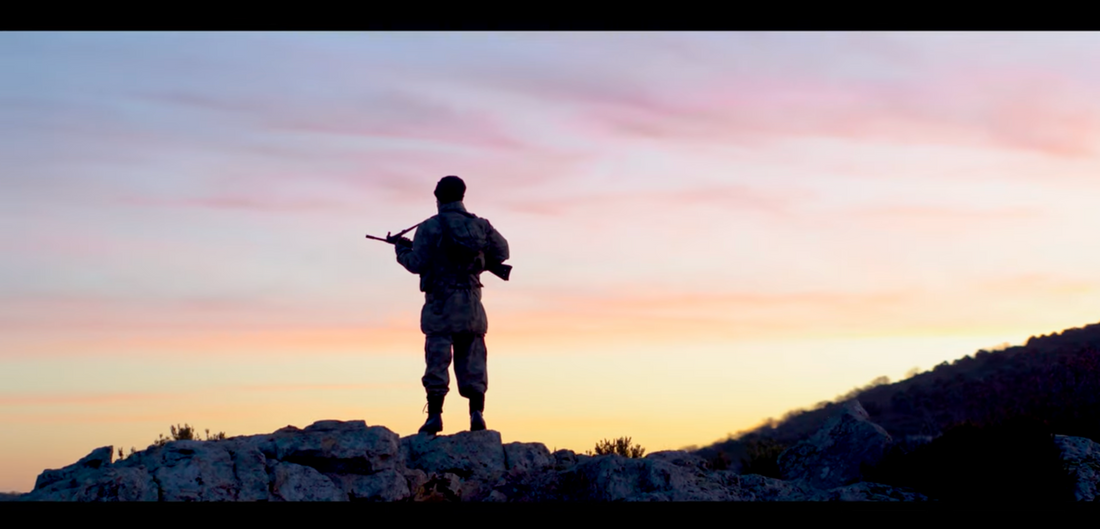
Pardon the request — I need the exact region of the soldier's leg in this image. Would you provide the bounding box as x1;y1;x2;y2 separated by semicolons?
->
453;332;488;412
423;333;453;399
419;333;453;435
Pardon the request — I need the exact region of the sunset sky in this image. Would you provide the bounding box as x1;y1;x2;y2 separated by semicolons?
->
3;32;1100;492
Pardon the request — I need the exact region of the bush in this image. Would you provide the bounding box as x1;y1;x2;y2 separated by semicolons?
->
862;415;1076;501
588;437;646;458
738;438;788;478
152;424;226;448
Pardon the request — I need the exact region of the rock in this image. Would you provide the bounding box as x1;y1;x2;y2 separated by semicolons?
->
70;468;160;502
24;467;158;502
412;472;462;502
33;446;114;491
504;442;553;474
777;399;893;489
552;449;578;471
251;420;400;475
403;468;428;494
19;416;957;502
1055;435;1100;501
331;469;410;502
268;461;346;501
151;441;239;501
226;443;271;501
557;454;726;501
825;481;929;501
645;450;711;471
737;473;829;501
402;430;506;480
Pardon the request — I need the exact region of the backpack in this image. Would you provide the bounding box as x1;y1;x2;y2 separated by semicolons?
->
437;211;488;280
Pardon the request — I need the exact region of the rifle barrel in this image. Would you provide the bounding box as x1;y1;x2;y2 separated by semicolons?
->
366;219;424;244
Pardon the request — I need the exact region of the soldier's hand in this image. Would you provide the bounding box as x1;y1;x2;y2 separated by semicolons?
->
384;231;410;246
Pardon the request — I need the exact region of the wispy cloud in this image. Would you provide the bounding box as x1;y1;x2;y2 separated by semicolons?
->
118;194;357;213
847;204;1041;222
0;383;410;407
499;184;809;217
455;34;1100;159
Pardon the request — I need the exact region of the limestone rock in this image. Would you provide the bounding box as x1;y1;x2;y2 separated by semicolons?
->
1055;435;1100;501
268;461;345;501
645;450;711;471
737;473;829;501
557;454;718;501
402;430;506;480
825;481;929;501
403;468;429;495
70;468;160;502
251;420;400;475
552;449;578;471
226;442;271;501
331;469;410;502
504;442;553;474
24;467;158;502
777;400;893;489
412;472;462;502
16;416;963;502
33;446;114;491
151;441;239;501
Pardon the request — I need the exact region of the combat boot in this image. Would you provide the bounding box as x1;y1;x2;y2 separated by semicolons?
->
469;393;486;431
419;395;444;435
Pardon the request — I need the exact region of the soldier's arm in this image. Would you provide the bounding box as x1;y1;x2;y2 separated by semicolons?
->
396;220;435;274
484;220;509;263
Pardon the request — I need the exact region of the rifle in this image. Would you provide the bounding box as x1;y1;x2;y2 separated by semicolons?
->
366;222;511;281
365;221;422;244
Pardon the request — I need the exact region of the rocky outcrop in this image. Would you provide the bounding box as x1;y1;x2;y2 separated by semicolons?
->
777;400;893;489
1055;435;1100;501
401;430;506;480
16;406;1098;501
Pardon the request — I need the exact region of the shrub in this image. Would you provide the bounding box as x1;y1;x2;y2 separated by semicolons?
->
862;415;1076;501
152;424;226;448
738;438;788;478
587;437;646;458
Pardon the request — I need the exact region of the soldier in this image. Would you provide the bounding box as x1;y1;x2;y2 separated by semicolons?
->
388;176;509;434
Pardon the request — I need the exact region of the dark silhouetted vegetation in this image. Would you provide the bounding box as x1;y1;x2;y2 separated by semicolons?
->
737;438;788;478
692;320;1100;478
862;415;1077;501
587;437;645;458
153;423;226;447
115;424;227;461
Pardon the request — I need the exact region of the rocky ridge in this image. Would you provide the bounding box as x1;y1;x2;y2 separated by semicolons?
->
17;401;1100;501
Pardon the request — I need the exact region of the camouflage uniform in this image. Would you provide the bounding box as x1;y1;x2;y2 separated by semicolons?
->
395;201;509;403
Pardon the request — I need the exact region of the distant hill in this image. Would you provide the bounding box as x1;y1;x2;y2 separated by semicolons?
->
693;320;1100;471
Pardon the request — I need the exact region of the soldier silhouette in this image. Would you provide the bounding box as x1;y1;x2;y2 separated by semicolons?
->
388;176;510;434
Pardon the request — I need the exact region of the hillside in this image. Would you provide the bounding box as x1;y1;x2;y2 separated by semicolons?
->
693;320;1100;472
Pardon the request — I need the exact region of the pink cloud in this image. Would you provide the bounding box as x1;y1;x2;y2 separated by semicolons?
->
118;194;357;213
497;184;811;219
848;204;1041;221
146;88;536;155
469;51;1100;159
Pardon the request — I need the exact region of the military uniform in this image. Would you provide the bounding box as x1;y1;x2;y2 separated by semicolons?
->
394;199;509;432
